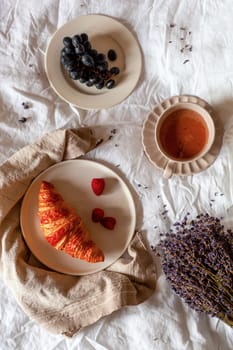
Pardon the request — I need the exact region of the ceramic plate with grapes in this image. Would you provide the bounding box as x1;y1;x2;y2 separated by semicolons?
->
45;14;142;110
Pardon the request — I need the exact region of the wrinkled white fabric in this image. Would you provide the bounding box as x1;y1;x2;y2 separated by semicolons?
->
0;0;233;349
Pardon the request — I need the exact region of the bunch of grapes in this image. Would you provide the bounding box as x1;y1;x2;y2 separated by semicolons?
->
153;213;233;328
60;33;120;90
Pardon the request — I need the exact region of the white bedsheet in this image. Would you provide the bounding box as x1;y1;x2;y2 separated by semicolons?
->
0;0;233;349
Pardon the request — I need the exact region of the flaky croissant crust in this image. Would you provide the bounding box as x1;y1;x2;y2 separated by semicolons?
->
38;181;104;263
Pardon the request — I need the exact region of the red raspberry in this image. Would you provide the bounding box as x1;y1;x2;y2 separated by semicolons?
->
92;208;105;223
100;217;116;230
91;178;105;196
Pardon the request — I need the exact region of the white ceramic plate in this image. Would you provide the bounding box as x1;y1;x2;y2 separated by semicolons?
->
142;95;223;176
20;159;136;275
45;14;142;110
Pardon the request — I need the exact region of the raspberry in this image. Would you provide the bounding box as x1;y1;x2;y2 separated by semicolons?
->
100;217;116;230
91;178;105;196
92;208;105;223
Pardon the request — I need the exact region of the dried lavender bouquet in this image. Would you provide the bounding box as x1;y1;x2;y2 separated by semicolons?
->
154;213;233;327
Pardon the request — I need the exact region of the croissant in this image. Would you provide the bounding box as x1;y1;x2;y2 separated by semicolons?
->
37;181;104;263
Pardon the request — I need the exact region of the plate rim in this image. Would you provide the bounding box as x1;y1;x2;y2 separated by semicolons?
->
44;14;142;110
20;159;136;275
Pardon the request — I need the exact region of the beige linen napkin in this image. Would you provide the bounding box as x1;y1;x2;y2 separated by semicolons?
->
0;128;156;336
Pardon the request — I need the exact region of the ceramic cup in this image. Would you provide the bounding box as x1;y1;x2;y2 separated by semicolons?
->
155;102;216;179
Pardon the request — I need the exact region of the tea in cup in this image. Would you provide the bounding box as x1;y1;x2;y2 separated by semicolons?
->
155;102;215;178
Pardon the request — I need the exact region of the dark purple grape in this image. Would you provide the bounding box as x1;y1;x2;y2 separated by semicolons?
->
69;70;80;80
83;41;91;51
95;80;105;89
72;35;81;47
61;55;73;67
75;44;85;55
60;55;70;65
86;80;94;87
64;53;76;61
60;55;68;65
65;62;77;72
101;69;111;80
88;49;98;58
88;73;100;84
80;33;88;42
110;66;120;75
81;54;95;67
95;53;106;64
61;48;67;56
79;77;87;84
97;61;109;72
108;49;117;61
64;47;75;55
76;59;82;68
105;79;115;89
63;37;73;47
79;69;89;83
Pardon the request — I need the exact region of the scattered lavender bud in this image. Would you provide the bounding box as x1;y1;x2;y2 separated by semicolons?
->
18;117;27;123
95;138;103;147
22;102;30;109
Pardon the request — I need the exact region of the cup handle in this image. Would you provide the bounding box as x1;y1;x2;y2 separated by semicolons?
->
163;160;175;179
